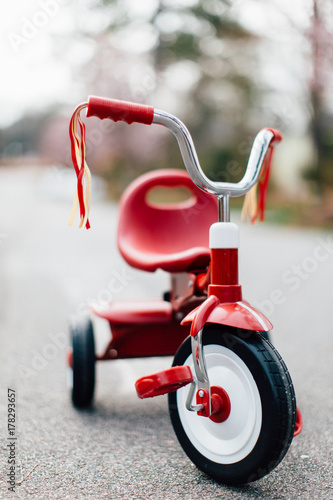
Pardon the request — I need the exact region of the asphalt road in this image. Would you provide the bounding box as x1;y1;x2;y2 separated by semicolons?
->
0;165;332;499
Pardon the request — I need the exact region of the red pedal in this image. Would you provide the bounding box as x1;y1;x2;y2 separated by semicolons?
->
135;365;193;399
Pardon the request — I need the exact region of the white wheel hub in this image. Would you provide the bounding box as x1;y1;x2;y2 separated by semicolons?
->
176;344;262;464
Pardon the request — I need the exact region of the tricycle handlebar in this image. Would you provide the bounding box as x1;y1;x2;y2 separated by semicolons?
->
153;110;281;198
85;96;282;198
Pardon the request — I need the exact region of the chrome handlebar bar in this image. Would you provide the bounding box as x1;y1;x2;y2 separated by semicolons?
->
153;109;276;199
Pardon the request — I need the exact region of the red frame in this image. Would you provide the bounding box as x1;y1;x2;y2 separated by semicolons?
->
96;301;191;359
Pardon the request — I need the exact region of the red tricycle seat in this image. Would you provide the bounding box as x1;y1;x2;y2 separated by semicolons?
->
117;169;218;273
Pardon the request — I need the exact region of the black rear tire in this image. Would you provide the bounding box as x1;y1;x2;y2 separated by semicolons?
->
70;317;95;408
168;325;296;484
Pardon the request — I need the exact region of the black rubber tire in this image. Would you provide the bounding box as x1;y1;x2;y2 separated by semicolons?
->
260;331;271;343
70;317;96;408
168;325;296;484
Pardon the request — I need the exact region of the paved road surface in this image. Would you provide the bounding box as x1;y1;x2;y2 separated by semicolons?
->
0;166;332;499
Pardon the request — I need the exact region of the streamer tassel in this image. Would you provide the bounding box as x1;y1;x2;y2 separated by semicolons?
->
68;102;91;229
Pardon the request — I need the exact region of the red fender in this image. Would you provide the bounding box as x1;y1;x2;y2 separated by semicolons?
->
182;297;272;333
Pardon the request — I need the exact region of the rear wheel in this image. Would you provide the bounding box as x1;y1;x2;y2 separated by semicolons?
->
69;317;96;408
168;325;296;484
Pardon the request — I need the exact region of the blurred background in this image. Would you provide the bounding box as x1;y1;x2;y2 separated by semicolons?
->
0;0;333;223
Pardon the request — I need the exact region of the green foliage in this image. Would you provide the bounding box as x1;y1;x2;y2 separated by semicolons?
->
156;32;201;64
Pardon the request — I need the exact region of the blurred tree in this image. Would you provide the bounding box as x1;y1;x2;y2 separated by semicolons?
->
0;113;50;163
250;0;333;196
33;0;268;196
74;0;261;186
306;0;333;195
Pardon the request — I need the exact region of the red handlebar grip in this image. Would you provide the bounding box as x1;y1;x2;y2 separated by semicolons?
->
86;96;154;125
264;128;283;146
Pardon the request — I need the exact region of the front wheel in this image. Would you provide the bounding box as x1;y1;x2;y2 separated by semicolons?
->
168;325;296;484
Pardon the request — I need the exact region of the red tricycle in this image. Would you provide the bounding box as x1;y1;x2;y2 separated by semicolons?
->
67;96;302;484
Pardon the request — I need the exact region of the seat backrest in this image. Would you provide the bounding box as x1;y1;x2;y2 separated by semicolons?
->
117;169;218;272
